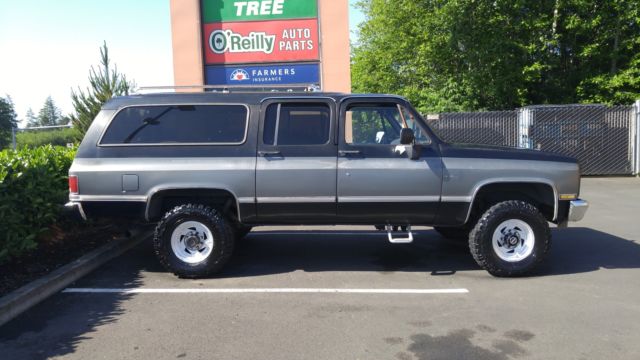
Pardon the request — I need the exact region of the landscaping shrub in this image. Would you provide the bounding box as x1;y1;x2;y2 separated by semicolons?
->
0;145;76;263
16;127;79;148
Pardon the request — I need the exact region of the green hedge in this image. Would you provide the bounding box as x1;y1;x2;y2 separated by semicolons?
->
16;127;79;148
0;145;76;263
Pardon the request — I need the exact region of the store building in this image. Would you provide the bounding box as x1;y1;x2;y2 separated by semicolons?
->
169;0;350;92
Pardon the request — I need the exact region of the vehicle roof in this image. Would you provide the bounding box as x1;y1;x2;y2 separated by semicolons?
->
101;92;408;110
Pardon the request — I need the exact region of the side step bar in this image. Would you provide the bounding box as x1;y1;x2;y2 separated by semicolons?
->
386;225;413;244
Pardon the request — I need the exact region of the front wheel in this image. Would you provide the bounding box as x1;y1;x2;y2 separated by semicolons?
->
153;204;234;278
469;200;550;277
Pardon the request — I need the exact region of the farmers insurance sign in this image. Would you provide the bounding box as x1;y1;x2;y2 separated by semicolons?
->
201;0;320;65
205;63;319;85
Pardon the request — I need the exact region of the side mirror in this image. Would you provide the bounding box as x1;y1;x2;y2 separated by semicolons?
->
400;128;415;145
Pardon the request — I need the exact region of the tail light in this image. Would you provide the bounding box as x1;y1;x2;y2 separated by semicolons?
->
69;175;78;194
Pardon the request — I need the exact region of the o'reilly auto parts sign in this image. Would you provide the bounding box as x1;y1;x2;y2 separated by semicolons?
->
201;0;321;87
204;19;318;64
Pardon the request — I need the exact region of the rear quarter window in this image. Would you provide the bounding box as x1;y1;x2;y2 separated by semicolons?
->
100;105;248;145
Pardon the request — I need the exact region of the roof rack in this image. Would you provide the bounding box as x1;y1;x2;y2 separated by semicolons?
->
135;84;322;95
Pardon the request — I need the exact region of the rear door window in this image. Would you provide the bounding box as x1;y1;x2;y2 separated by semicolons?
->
262;103;331;146
100;105;248;145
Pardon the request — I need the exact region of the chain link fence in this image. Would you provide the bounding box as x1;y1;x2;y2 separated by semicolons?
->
427;111;519;147
426;103;639;176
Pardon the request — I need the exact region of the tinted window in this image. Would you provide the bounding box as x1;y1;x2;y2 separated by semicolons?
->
101;105;247;144
263;103;330;145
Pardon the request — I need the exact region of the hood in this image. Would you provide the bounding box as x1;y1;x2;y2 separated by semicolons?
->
439;142;577;163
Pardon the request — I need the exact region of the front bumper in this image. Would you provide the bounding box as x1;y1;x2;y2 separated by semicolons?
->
64;201;87;221
568;199;588;222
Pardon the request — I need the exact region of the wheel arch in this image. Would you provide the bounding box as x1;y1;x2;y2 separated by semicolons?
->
466;179;558;223
145;186;243;222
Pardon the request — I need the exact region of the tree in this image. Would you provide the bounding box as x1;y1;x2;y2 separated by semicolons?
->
352;0;640;112
34;96;63;127
70;41;135;136
25;108;38;128
0;95;18;149
58;114;71;125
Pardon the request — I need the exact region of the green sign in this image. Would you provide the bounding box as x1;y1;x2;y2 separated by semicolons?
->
202;0;317;23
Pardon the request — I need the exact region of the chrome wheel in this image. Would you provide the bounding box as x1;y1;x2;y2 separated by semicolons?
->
491;219;535;262
170;221;214;264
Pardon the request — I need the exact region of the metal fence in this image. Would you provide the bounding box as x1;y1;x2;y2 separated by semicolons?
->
428;111;519;147
427;102;640;176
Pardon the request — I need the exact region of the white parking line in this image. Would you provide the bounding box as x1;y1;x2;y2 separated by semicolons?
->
63;288;469;295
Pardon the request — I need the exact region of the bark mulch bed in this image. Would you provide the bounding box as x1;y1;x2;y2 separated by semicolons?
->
0;220;132;297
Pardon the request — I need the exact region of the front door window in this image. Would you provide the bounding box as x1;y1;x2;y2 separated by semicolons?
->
344;103;430;145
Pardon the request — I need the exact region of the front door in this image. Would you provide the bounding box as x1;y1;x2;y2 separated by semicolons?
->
256;99;337;223
337;98;443;224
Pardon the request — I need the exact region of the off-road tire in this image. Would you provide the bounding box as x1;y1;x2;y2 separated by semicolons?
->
434;226;471;241
153;204;234;278
469;200;551;277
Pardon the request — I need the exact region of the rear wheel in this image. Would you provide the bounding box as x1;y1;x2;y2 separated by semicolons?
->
469;200;550;277
153;204;234;278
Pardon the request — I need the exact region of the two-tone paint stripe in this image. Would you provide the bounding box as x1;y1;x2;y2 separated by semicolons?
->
240;196;446;204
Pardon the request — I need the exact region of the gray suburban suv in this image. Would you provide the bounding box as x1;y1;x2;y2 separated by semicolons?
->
66;92;588;278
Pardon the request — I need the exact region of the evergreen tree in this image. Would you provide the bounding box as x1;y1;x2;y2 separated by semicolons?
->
25;108;38;128
71;41;135;136
0;95;18;149
36;96;62;126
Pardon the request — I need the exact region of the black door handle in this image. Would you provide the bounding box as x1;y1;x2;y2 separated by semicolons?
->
258;150;282;157
339;150;362;156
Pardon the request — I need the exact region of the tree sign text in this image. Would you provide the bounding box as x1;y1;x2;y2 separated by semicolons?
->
202;0;318;22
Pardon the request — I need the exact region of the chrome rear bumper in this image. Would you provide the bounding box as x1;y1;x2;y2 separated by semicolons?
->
64;201;87;221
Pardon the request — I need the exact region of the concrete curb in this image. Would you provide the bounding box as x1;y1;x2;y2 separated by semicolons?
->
0;227;152;327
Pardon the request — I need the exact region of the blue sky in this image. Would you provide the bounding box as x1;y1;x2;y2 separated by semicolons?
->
0;0;364;126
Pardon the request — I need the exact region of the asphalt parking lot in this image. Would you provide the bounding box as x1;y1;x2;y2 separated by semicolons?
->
1;177;639;359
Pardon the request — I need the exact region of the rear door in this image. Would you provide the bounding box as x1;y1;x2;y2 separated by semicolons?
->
337;97;443;224
256;98;337;222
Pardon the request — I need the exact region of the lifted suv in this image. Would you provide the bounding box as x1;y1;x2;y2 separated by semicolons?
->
66;92;588;277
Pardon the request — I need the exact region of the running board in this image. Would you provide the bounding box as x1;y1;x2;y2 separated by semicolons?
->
386;225;413;244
